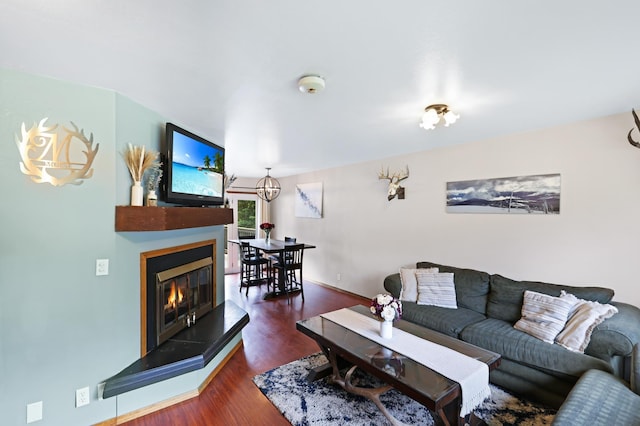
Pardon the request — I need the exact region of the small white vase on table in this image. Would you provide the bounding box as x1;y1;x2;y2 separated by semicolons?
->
370;293;402;339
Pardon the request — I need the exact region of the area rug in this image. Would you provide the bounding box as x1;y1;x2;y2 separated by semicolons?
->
253;353;556;426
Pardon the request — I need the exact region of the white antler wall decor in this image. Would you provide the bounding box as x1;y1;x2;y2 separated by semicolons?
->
378;165;409;201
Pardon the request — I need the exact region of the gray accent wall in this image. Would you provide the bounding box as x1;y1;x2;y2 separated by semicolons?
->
0;68;231;425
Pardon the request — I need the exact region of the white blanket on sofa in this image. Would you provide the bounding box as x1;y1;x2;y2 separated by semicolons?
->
320;308;490;417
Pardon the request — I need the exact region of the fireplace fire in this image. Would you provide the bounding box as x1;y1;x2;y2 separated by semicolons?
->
156;257;213;347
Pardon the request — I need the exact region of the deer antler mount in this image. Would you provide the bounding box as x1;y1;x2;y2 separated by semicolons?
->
629;109;640;149
378;165;409;201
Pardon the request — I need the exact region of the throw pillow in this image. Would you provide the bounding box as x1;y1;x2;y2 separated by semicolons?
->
556;291;618;353
514;290;575;344
415;271;457;309
399;267;438;302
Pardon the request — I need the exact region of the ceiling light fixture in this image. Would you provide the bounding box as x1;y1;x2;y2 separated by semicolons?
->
255;167;281;202
297;75;325;94
419;104;460;130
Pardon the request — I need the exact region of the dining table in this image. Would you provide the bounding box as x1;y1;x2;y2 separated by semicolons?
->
229;238;316;299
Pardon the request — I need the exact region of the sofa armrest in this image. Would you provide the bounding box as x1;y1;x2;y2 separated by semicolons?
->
586;302;640;360
383;273;402;299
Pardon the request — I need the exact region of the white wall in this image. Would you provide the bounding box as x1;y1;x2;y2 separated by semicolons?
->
271;111;640;308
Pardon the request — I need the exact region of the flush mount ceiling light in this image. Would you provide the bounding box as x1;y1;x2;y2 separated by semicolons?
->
255;167;281;202
297;75;325;94
419;104;460;130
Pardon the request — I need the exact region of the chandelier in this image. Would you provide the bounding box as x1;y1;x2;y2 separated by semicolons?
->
255;167;281;202
419;104;459;130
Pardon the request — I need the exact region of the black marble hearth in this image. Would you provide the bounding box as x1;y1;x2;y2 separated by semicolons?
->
102;300;249;398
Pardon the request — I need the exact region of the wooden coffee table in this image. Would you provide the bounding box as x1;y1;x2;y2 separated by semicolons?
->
296;305;501;426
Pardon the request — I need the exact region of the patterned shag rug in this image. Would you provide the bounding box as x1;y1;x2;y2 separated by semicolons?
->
253;353;556;426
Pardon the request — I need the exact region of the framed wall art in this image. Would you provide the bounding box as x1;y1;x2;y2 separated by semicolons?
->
295;182;323;218
446;173;560;214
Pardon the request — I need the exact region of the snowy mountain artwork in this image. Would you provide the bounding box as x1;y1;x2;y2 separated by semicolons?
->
446;174;560;214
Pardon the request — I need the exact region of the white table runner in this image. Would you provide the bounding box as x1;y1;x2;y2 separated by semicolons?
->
320;308;490;416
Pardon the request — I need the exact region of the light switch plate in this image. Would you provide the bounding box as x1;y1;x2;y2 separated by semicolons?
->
27;401;43;423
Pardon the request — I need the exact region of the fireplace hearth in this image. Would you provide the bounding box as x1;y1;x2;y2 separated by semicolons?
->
102;238;249;400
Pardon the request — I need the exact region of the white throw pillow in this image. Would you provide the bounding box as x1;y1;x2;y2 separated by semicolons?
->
514;290;575;344
399;267;438;302
415;271;457;309
556;291;618;353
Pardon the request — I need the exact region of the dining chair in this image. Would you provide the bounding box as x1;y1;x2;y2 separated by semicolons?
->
273;243;305;304
239;241;270;295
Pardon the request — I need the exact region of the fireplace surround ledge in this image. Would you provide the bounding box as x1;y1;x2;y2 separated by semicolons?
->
102;300;249;398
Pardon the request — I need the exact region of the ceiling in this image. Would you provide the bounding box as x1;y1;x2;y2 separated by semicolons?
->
1;1;639;178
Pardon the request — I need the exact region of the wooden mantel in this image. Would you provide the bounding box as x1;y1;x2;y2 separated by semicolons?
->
115;206;233;231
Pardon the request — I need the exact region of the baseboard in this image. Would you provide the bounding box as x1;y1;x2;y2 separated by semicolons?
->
309;279;369;302
94;340;244;426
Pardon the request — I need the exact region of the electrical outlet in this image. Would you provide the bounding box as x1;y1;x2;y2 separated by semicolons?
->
76;387;90;408
337;273;341;281
96;259;109;276
27;401;43;423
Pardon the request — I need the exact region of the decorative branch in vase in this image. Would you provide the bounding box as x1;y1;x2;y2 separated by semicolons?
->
145;162;163;206
122;144;158;206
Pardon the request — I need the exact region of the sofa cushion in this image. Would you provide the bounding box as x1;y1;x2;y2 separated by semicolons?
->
415;271;457;309
514;290;574;343
556;291;618;353
487;274;614;323
416;261;490;315
460;318;613;378
401;302;486;338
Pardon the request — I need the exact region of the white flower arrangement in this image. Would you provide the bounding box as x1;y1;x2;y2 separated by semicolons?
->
370;293;402;322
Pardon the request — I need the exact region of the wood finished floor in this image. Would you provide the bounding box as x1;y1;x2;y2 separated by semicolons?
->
122;274;368;426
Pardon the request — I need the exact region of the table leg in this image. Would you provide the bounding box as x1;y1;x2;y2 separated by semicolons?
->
318;348;410;426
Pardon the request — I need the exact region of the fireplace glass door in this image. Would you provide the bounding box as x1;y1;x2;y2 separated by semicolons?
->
156;257;213;346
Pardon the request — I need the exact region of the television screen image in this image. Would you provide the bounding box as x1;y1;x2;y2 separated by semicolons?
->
165;123;225;206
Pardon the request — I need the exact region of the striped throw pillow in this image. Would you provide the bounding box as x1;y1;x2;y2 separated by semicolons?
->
399;267;438;302
415;271;457;309
514;290;574;343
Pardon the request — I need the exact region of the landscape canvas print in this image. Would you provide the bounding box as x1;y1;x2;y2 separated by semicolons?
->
295;182;323;218
446;173;560;214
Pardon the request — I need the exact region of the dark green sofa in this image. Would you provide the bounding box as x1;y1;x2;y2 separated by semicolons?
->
383;261;640;409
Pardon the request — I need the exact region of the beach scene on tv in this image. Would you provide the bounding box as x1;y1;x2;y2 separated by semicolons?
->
171;132;223;197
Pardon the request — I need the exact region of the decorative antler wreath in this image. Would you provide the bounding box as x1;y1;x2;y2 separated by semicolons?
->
16;118;99;186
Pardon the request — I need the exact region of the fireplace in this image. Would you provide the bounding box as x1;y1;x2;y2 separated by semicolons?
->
156;257;213;347
141;240;217;354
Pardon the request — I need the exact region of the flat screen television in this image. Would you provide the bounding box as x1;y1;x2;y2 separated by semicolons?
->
163;122;225;207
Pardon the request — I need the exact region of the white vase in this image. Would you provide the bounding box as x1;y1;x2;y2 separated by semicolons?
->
131;181;143;206
380;319;393;339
